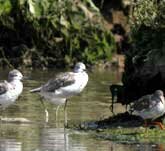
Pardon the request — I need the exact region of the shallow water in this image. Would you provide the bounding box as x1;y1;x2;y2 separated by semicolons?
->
0;68;164;151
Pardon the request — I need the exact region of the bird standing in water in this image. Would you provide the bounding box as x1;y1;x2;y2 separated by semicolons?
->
30;62;88;126
130;90;165;129
0;69;23;110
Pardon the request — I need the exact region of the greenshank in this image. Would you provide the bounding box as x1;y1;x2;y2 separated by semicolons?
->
0;69;23;109
30;62;88;126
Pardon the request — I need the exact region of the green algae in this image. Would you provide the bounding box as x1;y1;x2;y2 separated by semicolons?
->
96;128;165;144
76;112;165;144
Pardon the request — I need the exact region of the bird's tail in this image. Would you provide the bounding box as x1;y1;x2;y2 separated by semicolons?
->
30;87;41;93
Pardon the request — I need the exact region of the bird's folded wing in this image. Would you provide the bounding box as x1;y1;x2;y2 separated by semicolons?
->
42;72;75;92
131;95;152;112
0;82;9;95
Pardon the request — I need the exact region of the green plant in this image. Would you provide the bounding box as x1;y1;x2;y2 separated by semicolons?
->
0;0;116;68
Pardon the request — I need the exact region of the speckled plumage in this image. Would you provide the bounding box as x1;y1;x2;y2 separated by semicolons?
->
30;62;88;125
131;90;165;121
0;69;23;109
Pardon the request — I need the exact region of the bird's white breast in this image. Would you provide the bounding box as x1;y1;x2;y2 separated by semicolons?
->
0;81;23;108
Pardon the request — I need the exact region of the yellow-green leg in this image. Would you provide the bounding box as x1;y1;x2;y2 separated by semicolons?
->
40;98;49;123
64;100;68;128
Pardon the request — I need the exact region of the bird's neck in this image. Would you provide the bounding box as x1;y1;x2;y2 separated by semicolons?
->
9;79;22;84
74;70;84;73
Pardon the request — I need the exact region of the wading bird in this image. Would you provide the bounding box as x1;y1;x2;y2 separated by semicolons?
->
30;62;88;127
0;69;23;110
130;90;165;129
109;84;125;114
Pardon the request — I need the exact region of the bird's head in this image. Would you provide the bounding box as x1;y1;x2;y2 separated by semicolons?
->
8;69;23;81
154;90;164;97
73;62;86;73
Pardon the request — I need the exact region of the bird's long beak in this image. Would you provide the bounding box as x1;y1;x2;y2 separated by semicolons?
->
160;96;165;104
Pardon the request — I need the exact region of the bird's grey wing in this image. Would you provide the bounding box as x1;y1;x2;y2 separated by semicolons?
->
148;94;162;108
131;95;152;112
42;72;75;92
0;83;8;95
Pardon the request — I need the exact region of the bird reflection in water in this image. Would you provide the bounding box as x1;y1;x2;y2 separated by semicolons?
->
40;128;87;151
0;139;22;151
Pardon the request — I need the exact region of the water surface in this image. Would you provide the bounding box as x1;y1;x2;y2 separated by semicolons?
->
0;68;164;151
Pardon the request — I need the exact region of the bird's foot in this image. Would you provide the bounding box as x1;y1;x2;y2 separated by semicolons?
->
64;122;69;128
151;122;165;130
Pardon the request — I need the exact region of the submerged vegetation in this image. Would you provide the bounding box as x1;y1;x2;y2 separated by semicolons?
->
0;0;116;68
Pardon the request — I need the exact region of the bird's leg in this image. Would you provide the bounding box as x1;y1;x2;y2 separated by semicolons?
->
1;107;6;118
40;98;49;123
144;120;165;130
109;105;115;115
0;107;3;120
109;95;115;115
144;120;148;127
64;99;68;128
151;122;165;130
144;120;148;133
0;109;3;122
55;105;61;122
44;109;49;123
